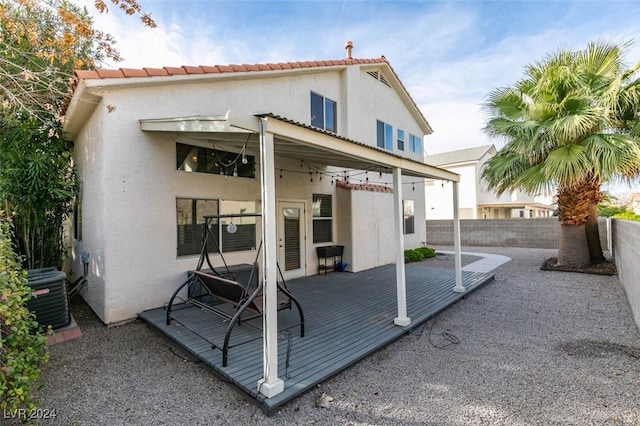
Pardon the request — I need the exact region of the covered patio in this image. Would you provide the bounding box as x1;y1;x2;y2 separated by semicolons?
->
139;259;494;415
139;111;468;406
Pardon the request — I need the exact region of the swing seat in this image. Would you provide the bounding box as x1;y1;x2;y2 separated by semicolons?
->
166;267;305;367
165;213;304;367
192;270;292;316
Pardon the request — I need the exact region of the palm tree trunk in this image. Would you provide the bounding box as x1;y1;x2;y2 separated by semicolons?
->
558;223;591;267
556;185;591;267
586;202;605;263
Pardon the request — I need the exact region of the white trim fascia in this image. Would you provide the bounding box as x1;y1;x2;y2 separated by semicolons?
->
360;63;433;135
62;80;102;139
76;65;350;93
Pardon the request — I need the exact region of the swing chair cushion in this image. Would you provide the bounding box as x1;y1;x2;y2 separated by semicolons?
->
192;270;290;316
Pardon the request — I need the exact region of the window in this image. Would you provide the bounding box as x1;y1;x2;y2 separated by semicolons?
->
376;120;393;151
73;201;82;241
176;143;255;178
177;198;219;256
404;200;415;235
176;198;257;256
310;92;337;132
312;194;333;243
409;134;422;154
220;200;257;252
397;129;405;151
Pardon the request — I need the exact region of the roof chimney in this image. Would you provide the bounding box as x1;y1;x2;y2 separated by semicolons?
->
345;41;353;60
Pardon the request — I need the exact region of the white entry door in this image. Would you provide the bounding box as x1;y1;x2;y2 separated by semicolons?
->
277;201;306;280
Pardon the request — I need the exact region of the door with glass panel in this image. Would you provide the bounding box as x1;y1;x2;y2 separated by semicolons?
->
277;201;306;280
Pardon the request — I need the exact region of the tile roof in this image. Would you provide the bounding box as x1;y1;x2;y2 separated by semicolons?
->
65;56;431;134
72;58;388;81
64;57;391;117
336;180;393;193
425;145;495;167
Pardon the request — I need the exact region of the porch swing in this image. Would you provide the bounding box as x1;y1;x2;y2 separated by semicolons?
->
165;214;305;367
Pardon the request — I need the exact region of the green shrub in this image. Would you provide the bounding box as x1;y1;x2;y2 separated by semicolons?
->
415;247;436;259
0;211;49;417
404;246;437;263
598;205;629;218
613;211;640;222
404;249;423;263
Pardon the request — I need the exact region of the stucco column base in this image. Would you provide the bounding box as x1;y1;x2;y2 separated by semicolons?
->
394;317;411;327
257;378;285;398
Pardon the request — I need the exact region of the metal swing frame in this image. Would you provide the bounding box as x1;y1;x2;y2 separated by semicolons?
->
165;213;305;367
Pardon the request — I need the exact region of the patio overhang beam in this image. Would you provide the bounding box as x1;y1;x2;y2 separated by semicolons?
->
138;113;460;182
259;115;459;182
139;110;258;134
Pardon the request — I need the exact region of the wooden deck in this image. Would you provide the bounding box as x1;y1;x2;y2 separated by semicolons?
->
139;261;494;415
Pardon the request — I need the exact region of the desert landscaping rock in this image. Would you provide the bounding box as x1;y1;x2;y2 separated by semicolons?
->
35;247;640;425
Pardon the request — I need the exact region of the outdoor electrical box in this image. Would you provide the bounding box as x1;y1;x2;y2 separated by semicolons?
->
26;268;71;330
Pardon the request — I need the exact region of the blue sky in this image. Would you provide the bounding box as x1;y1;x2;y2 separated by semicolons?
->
84;0;640;167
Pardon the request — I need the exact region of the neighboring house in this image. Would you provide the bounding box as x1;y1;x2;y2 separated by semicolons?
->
62;44;460;326
425;145;555;219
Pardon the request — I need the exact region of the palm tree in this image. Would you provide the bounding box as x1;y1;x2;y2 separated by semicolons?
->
482;41;640;268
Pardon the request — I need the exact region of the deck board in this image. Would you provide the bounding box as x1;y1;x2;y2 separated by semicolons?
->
139;262;494;414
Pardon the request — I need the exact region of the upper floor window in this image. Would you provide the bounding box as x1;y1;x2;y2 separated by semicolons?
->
310;92;337;133
376;120;393;151
397;129;405;151
409;134;422;154
176;142;255;178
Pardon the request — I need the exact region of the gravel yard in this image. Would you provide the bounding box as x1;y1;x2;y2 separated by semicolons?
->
33;247;640;425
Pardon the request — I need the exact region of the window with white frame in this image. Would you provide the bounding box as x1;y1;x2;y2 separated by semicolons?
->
397;129;405;151
312;194;333;243
376;120;394;151
310;92;337;132
404;200;415;234
409;133;422;154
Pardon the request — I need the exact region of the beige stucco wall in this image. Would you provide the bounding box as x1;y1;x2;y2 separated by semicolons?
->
70;65;433;324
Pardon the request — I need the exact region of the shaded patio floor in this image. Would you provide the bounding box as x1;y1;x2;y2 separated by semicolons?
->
139;260;494;415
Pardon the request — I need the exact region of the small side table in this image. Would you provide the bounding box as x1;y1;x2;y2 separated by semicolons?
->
316;245;344;275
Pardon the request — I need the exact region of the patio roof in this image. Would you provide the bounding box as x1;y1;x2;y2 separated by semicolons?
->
139;112;459;182
140;110;466;398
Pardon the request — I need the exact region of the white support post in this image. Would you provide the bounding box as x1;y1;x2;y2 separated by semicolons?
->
392;167;410;326
452;181;465;293
257;118;284;397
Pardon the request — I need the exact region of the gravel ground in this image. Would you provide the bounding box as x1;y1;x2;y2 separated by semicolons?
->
32;247;640;425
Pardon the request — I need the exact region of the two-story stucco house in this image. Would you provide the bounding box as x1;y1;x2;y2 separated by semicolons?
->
425;145;555;219
62;44;462;336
